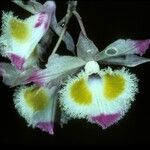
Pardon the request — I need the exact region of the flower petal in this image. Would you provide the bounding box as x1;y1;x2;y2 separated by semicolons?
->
0;62;38;87
36;122;54;135
12;0;43;14
37;29;54;62
77;32;99;61
101;55;150;67
26;55;86;86
9;54;25;70
125;39;150;56
0;62;20;86
94;39;150;61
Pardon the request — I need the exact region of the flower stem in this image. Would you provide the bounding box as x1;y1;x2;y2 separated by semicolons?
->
73;10;87;37
50;1;77;57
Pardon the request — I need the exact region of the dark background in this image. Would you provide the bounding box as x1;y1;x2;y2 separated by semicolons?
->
0;0;150;148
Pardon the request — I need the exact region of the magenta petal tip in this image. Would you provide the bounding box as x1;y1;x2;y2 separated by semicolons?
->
135;39;150;56
36;122;54;135
9;54;25;70
90;113;122;129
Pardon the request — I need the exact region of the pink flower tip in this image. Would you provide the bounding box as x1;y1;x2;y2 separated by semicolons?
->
9;54;25;70
36;122;54;135
90;113;121;129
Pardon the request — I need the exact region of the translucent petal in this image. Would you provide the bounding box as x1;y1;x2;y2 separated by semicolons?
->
77;32;99;61
26;55;86;86
0;62;20;86
101;55;150;67
12;0;43;14
123;39;150;56
94;39;150;61
0;62;38;87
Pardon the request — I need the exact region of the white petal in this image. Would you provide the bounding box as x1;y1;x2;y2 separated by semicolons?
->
26;55;86;87
100;55;150;67
77;32;99;61
94;39;150;62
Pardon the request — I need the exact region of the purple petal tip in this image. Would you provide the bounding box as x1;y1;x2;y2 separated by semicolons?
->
9;54;25;70
90;113;121;129
36;122;54;135
35;12;48;28
44;1;56;12
136;39;150;56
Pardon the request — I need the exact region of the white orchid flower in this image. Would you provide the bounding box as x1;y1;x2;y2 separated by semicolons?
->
0;1;56;70
60;62;138;129
19;31;149;129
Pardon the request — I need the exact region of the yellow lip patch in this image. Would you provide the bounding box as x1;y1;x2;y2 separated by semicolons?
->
70;78;92;105
103;74;125;100
10;18;29;42
24;87;49;111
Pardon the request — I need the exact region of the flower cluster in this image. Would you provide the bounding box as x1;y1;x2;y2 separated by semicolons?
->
0;0;150;135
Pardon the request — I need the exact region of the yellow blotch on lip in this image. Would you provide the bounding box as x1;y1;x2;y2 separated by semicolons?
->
70;78;92;105
10;18;29;42
103;74;125;100
24;87;49;111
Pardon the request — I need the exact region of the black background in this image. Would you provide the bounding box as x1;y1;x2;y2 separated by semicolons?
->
0;0;150;148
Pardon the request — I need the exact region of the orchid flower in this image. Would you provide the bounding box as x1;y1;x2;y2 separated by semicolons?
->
0;1;56;70
58;33;150;129
25;31;150;129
